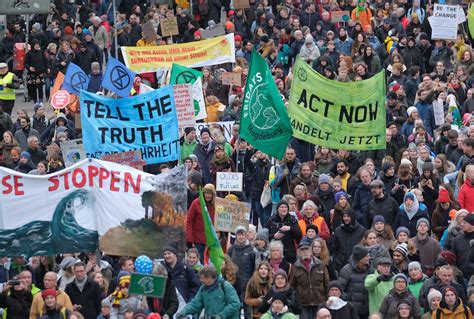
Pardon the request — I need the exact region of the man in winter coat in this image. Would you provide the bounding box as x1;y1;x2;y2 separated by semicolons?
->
248;150;272;227
330;209;365;271
26;136;46;165
14;116;39;151
274;147;301;199
162;244;200;304
266;201;302;263
290;241;329;319
365;257;394;315
30;272;73;319
368;179;398;226
338;245;372;319
227;226;256;298
379;273;422;319
411;218;440;273
175;265;240;319
320;281;359;319
65;262;102;319
193;128;215;185
450;213;474;279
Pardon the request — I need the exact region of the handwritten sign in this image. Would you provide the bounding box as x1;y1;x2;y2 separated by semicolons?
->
234;0;250;9
331;11;351;23
433;100;445;126
60;139;87;167
221;72;242;86
173;84;195;129
160;17;179;37
101;150;147;170
214;198;251;232
216;172;243;192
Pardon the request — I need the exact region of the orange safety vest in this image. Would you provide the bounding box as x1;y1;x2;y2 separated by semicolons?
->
298;216;324;236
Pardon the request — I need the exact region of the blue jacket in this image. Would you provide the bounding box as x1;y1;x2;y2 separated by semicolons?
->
335;37;353;56
87;73;103;93
415;100;431;125
393;206;429;237
352;183;373;228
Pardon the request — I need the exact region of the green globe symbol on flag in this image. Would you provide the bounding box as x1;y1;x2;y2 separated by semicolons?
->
249;83;280;130
138;276;155;294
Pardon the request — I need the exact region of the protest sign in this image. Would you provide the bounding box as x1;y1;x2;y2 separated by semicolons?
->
289;57;386;150
170;64;207;121
62;63;89;95
160;17;179;37
201;23;226;39
221;72;242;86
240;50;293;159
433;100;445;126
216;172;243;192
121;34;235;73
331;11;351;22
102;57;136;98
173;84;195;129
51;90;70;109
234;0;250;9
195;121;235;142
130;273;167;298
214;198;251;232
80;86;180;165
60;139;87;167
142;21;159;42
101;150;147;170
429;4;463;40
0;160;187;257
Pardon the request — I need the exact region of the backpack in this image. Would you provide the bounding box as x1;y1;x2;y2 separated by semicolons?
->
199;0;209;15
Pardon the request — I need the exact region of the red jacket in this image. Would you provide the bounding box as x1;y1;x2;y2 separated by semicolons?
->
458;179;474;213
186;197;215;244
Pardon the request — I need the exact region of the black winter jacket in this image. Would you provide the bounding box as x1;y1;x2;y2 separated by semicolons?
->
65;280;102;319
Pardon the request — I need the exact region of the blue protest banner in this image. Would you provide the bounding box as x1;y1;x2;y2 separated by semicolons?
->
102;57;136;97
80;86;180;164
63;63;89;95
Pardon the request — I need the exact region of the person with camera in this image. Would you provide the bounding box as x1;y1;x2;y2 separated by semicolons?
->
0;276;33;319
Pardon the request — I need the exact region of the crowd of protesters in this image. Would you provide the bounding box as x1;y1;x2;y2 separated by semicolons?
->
0;0;474;318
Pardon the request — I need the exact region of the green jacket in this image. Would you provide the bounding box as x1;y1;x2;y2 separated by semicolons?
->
261;308;297;319
364;271;393;315
180;139;198;163
409;276;427;314
179;279;240;319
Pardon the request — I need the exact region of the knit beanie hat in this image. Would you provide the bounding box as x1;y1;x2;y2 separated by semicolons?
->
184;127;196;136
442;286;458;299
382;161;395;173
393;273;408;285
372;215;385;225
276;201;289;211
400;158;412;166
42;289;57;300
328;280;344;293
397;299;411;311
335;191;348;203
407;106;417;117
439;251;457;265
272;292;287;306
416;218;429;229
396;226;410;238
352;245;369;262
408;261;422;272
438;189;450;203
306;224;319;235
256;229;269;244
20;151;31;161
394;243;408;257
163;243;178;256
427;289;442;305
200;127;211;137
117;271;131;288
318;173;330;185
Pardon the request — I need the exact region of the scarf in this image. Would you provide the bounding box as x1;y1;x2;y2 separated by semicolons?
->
212;154;229;166
367;243;382;257
404;199;419;220
270;258;282;273
301;258;311;272
111;288;129;308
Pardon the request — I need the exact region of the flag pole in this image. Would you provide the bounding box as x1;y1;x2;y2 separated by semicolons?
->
113;0;118;59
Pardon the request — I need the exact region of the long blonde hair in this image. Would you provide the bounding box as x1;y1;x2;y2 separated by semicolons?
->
312;238;330;265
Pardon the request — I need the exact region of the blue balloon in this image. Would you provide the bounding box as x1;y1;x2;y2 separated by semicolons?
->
135;255;153;274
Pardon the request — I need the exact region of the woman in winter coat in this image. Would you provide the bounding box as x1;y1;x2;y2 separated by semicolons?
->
379;273;422;319
417;161;441;215
360;230;390;269
311;238;337;280
371;215;395;250
443;209;469;251
407;261;427;301
55;40;74;75
0;279;33;319
25;40;48;104
259;268;300;315
245;261;273;318
266;201;302;264
329;191;351;232
355;45;381;75
390;226;420;262
299;34;320;64
402;37;424;72
431;188;460;240
330;209;365;271
393;192;430;237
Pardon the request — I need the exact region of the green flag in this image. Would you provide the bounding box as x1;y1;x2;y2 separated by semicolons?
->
469;4;474;40
129;273;167;298
240;49;293;159
199;188;225;274
170;64;206;120
288;56;386;151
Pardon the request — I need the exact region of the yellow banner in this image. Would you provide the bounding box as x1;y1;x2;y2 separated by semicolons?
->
121;34;235;73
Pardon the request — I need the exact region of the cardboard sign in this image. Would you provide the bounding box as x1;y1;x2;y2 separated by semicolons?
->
221;72;242;86
331;10;351;23
195;121;235;142
173;84;195;129
429;4;463;40
60;139;87;167
160;17;179;37
129;273;167;298
234;0;250;9
214;198;251;232
142;21;158;43
216;172;243;192
101;150;147;170
433;100;445;126
51;90;70;109
201;23;226;39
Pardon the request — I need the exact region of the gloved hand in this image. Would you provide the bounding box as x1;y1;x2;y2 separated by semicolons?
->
377;274;391;282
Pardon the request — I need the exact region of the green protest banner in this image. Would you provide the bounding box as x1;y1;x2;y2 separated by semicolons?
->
288;57;386;150
240;49;293;159
170;64;206;121
129;273;167;298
